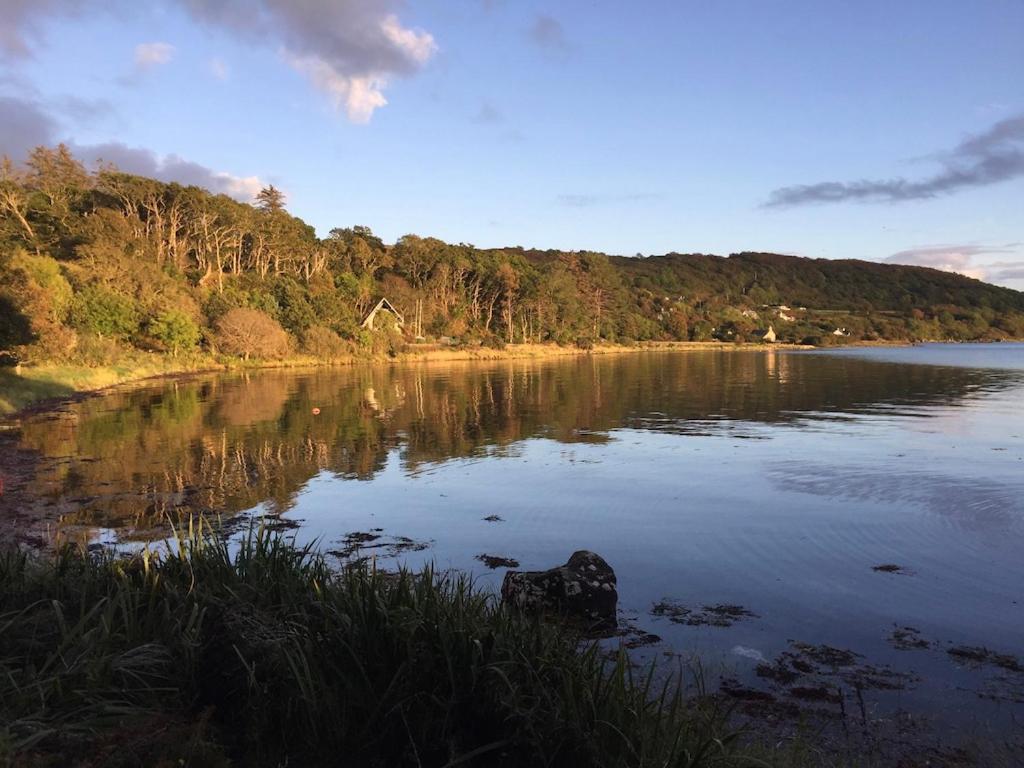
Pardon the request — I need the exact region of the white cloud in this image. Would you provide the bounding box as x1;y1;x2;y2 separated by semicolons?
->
379;14;436;65
134;41;175;69
281;12;435;123
216;173;262;200
181;1;437;122
283;51;387;124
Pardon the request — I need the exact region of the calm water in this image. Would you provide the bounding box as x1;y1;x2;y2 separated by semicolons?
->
6;344;1024;734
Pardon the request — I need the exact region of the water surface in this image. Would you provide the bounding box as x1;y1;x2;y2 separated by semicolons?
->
6;344;1024;736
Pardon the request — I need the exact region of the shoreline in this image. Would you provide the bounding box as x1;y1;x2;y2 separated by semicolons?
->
6;334;1015;419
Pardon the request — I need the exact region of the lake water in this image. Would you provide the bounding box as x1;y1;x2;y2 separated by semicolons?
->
5;344;1024;740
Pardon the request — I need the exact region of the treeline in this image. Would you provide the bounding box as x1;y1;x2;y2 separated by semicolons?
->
2;145;1023;365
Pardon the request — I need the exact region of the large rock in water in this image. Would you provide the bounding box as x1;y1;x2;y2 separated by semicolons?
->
500;551;617;632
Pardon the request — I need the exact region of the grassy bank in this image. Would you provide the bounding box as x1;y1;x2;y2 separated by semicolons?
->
0;355;217;415
0;341;811;417
0;524;762;767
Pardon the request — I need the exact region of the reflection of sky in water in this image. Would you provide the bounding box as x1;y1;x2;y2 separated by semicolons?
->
8;343;1024;735
805;341;1024;371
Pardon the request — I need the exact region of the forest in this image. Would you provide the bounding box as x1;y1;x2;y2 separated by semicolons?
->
3;144;1024;368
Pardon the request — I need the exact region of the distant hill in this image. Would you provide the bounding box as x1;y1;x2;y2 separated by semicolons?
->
2;146;1023;366
612;251;1024;313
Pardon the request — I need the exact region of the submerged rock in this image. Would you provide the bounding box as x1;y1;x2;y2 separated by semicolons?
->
475;553;520;569
500;550;617;632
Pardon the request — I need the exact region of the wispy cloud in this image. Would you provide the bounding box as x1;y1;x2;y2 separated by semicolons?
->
0;0;99;59
208;57;229;81
529;14;568;53
134;41;174;69
473;101;503;124
53;94;114;125
991;266;1024;282
883;243;1022;283
982;259;1024;283
765;113;1024;207
558;192;661;208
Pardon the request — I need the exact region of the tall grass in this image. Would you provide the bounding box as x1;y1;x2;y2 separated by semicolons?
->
0;523;764;767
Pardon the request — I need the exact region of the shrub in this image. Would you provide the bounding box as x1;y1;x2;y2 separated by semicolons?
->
1;252;77;359
73;332;125;365
149;309;201;356
70;285;139;339
215;308;290;360
302;325;348;359
273;277;317;335
11;252;73;321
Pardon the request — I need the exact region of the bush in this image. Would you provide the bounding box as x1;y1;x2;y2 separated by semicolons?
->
11;252;73;321
149;309;201;356
215;308;290;360
74;332;124;365
70;285;139;339
273;277;317;335
302;325;348;359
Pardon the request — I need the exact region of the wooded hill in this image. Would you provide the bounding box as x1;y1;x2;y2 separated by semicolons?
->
2;145;1023;365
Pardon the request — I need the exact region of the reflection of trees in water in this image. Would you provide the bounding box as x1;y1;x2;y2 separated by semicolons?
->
15;353;1021;540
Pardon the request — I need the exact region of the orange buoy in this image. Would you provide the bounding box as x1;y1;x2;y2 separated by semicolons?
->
312;407;321;415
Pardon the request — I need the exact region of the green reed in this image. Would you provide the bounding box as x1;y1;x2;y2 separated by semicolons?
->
0;521;765;767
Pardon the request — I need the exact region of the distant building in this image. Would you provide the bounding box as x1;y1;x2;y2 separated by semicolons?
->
755;325;777;343
740;309;759;320
361;298;404;330
832;327;849;336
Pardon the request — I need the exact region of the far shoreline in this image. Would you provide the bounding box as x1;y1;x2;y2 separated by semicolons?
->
2;336;1010;420
3;340;805;418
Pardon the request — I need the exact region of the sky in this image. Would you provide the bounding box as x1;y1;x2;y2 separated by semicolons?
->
1;0;1023;288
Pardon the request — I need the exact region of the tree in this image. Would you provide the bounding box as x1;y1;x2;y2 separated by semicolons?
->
215;308;290;360
150;309;200;356
255;185;286;213
393;234;443;289
0;157;35;245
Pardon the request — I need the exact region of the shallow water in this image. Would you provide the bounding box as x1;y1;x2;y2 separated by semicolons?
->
6;344;1024;736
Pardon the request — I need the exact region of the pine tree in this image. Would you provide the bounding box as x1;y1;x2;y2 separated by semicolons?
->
255;185;286;212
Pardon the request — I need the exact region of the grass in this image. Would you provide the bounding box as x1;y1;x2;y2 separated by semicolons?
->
0;522;766;767
0;357;207;415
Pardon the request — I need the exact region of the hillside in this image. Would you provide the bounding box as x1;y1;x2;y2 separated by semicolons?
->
2;145;1023;369
613;251;1024;314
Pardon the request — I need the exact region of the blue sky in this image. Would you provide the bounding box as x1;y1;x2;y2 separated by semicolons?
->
2;0;1022;287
